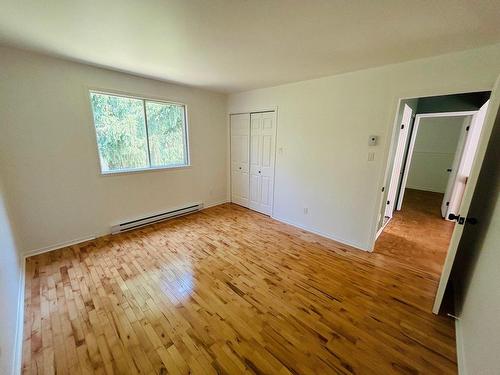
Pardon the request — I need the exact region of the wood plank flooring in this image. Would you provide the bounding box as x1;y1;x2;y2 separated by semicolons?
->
23;203;457;374
374;188;455;277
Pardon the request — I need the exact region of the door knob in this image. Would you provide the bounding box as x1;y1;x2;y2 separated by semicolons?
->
258;170;261;173
239;167;242;170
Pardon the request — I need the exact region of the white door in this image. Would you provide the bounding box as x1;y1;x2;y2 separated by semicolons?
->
441;117;472;218
433;79;498;314
385;104;413;218
230;114;250;207
445;100;490;221
249;112;276;215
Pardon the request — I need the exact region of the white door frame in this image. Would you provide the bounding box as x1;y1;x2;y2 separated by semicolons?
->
384;104;414;220
228;107;278;216
396;110;477;210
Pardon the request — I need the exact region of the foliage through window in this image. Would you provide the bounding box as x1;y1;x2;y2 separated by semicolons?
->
90;91;189;173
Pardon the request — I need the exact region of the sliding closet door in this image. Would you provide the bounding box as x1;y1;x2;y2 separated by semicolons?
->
249;112;276;215
230;114;250;207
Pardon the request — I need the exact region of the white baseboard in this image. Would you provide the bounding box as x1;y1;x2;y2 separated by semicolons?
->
455;318;466;375
375;216;392;239
24;235;97;258
406;185;445;194
14;199;229;373
203;199;229;209
23;200;229;259
271;215;368;252
12;255;26;375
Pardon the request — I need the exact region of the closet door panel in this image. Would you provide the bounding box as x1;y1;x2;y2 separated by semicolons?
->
230;114;250;207
249;112;276;215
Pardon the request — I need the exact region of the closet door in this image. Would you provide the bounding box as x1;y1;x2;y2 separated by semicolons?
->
249;112;276;215
230;114;250;207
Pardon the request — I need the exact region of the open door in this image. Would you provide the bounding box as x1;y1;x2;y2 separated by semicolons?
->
384;104;413;218
445;100;490;221
433;78;499;314
441;118;471;218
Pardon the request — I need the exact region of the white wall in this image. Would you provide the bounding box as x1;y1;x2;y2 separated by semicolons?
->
450;112;500;375
407;116;464;193
0;47;228;254
457;193;500;374
0;177;22;375
228;43;500;250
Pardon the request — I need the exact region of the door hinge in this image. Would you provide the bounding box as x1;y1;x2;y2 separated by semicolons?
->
381;187;385;192
387;200;390;205
401;124;405;129
466;125;470;131
446;202;449;206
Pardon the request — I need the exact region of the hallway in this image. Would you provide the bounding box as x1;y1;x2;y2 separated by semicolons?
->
374;188;455;277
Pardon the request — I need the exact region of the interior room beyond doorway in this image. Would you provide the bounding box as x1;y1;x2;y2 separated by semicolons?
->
375;91;491;279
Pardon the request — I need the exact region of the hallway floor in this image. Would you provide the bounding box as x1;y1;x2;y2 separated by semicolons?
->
374;188;455;278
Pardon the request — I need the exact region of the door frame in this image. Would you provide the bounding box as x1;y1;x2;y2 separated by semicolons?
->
228;107;279;216
396;110;477;211
370;90;492;252
383;104;414;221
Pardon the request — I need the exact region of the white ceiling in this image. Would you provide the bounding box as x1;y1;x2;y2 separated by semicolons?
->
1;0;500;93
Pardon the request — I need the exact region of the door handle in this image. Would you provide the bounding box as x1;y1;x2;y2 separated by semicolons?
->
239;167;242;170
258;170;261;173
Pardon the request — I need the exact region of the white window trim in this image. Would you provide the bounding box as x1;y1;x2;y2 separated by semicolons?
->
88;89;191;175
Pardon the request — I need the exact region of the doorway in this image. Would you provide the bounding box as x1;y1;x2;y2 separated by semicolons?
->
374;91;491;277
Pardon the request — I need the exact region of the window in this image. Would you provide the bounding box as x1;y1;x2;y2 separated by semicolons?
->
89;91;189;174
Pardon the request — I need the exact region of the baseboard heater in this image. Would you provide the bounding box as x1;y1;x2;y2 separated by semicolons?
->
111;203;203;234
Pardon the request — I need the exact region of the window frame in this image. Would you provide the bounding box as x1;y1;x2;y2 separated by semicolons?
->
88;89;191;175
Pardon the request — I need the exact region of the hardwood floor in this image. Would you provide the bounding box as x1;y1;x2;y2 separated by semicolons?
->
374;188;455;277
23;203;457;374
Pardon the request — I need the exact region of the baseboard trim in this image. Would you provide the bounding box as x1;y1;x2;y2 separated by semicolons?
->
14;200;229;373
375;216;392;240
270;215;368;252
24;235;97;258
455;318;466;375
12;255;26;375
203;199;229;209
23;200;230;259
